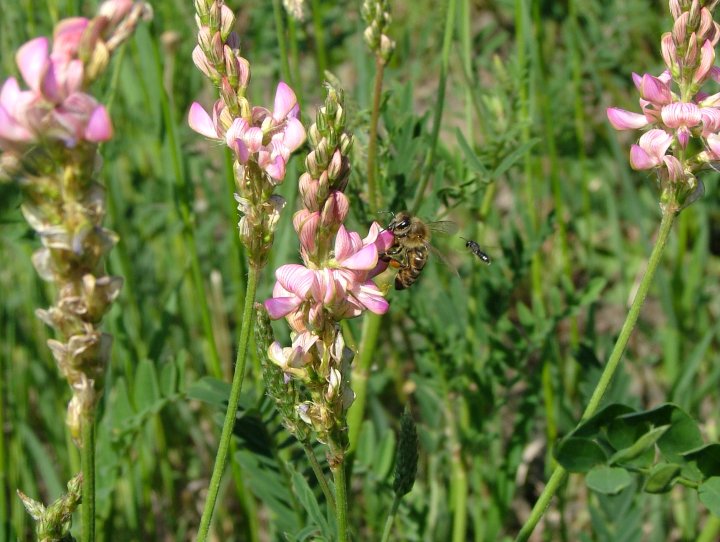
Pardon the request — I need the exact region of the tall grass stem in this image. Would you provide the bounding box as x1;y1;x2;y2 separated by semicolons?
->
80;412;96;542
515;208;677;541
367;57;385;213
410;0;456;215
196;265;259;542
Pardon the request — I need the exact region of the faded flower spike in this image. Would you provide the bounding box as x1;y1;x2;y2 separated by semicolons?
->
18;474;83;542
0;0;150;441
607;0;720;211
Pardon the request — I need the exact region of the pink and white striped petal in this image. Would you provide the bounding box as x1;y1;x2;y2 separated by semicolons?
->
188;102;219;138
272;81;298;121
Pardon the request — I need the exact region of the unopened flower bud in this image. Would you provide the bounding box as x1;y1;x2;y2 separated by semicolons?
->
219;4;235;41
208;1;221;31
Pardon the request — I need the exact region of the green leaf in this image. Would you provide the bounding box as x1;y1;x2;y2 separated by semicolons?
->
133;359;161;413
606;417;650;451
186;376;231;408
571;404;636;439
555;437;607;473
699;477;720;517
586;466;632;495
608;425;669;466
491;138;539;179
159;360;178;397
290;468;331;538
682;443;720;479
643;463;682;494
619;403;703;460
455;128;488;176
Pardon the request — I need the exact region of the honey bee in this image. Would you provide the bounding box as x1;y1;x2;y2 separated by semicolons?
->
381;211;458;290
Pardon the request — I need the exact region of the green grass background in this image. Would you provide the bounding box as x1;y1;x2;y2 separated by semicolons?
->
2;0;720;540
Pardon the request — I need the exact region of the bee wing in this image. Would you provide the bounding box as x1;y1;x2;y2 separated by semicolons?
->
425;242;460;277
427;220;459;236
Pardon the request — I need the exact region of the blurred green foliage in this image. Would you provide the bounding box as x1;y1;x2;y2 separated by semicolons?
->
2;0;720;540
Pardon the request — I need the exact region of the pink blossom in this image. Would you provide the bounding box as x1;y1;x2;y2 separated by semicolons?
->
264;223;393;330
188;82;305;182
607;108;649;130
629;129;673;170
0;78;37;147
661;102;701;147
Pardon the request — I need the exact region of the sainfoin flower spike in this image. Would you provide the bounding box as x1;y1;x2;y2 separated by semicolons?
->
189;1;306;267
606;0;720;212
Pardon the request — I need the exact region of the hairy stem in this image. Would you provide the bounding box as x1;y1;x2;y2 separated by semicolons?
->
332;462;348;542
367;57;385;212
515;208;676;541
80;411;96;542
196;265;259;542
302;442;336;511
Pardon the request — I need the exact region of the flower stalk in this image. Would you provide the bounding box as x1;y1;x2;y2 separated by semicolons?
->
263;84;394;541
189;1;307;538
362;0;395;212
518;0;720;537
0;3;151;540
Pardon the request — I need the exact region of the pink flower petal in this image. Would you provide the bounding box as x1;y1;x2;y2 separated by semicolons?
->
607;108;648;130
638;128;673;160
276;264;316;297
334;225;353;261
187;102;219;138
661;102;701;128
0;104;33;142
707;133;720;157
53;17;89;59
265;155;286;180
273;81;298;121
341;244;378;271
640;73;671;104
356;282;389;314
282;117;306;151
84;105;113;142
17;37;50;92
0;78;21;107
695;40;716;84
265;297;302;319
629;145;656;170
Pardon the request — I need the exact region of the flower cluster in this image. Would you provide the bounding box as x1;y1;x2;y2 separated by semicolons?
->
0;1;150;442
261;85;393;461
189;0;305;268
607;0;720;210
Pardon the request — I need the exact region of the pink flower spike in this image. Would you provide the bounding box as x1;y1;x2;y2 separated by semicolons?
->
17;37;50;92
85;106;113;142
188;102;219;138
607;108;648;130
273;82;298;121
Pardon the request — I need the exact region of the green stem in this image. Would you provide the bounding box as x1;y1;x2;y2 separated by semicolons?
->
697;514;720;542
367;57;385;213
515;209;676;541
310;0;327;80
272;0;293;86
80;411;96;542
332;462;348;542
347;312;383;454
301;441;336;511
380;495;401;542
196;265;259;542
410;0;456;214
